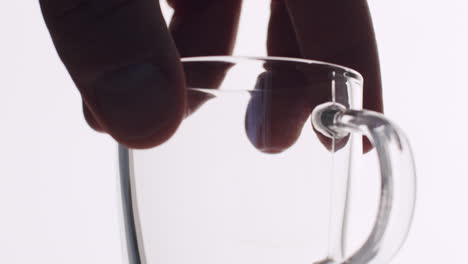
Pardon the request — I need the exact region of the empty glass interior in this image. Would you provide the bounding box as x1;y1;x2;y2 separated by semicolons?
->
127;58;363;264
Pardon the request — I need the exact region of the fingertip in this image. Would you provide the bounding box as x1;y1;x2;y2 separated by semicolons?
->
108;113;183;149
90;62;186;149
41;0;187;148
244;72;311;154
244;98;303;154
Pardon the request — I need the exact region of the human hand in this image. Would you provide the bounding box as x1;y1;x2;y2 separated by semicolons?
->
40;0;381;151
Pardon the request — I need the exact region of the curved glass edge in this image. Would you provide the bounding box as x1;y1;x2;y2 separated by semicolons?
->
181;56;364;84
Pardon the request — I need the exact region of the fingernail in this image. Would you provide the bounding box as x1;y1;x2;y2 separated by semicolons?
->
93;63;177;142
246;72;274;152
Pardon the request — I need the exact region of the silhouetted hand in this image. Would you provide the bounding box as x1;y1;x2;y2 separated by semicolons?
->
40;0;382;151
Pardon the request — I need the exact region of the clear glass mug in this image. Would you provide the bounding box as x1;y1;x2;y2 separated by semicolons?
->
117;57;416;264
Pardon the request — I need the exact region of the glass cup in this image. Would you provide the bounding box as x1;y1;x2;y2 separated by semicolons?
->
117;57;416;264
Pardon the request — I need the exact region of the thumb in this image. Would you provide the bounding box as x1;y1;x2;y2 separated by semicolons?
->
40;0;185;148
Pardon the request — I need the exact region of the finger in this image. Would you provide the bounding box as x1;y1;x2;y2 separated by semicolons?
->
244;1;311;153
245;64;347;153
40;0;185;148
268;0;338;151
168;0;242;115
245;1;335;153
285;0;382;151
284;0;382;112
245;69;316;153
168;0;242;57
267;0;301;58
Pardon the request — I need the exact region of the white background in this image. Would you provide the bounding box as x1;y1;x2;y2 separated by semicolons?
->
1;0;467;263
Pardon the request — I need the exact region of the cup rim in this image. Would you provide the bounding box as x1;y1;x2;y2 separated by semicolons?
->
181;55;364;83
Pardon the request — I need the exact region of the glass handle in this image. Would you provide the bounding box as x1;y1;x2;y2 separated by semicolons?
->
312;103;416;264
